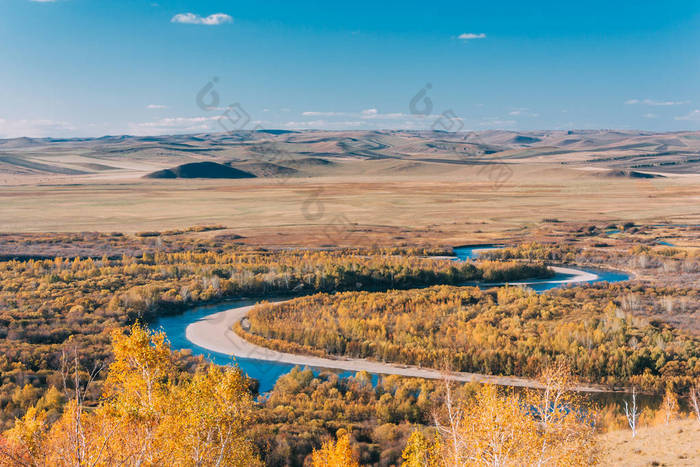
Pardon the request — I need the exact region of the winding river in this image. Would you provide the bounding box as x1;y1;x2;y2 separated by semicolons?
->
150;246;631;393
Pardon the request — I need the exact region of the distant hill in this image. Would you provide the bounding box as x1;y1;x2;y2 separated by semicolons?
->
603;169;664;179
512;135;541;144
232;161;298;177
144;162;256;179
254;129;298;135
2;130;700;178
285;157;335;167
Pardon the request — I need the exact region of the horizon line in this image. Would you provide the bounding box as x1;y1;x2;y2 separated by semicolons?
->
1;128;697;142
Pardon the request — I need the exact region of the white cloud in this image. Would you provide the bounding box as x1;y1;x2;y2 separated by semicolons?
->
132;116;216;127
127;116;220;135
300;109;416;121
0;118;77;138
642;113;657;119
625;98;689;106
458;33;486;40
171;13;232;26
284;108;460;130
361;112;408;120
29;0;56;3
301;111;347;117
146;104;168;109
283;120;364;129
674;109;700;121
478;117;516;128
508;108;539;117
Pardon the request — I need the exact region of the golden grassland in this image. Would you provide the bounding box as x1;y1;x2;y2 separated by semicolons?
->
1;162;699;248
599;418;700;466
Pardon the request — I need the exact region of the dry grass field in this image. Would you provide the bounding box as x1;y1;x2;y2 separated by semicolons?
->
1;131;699;246
1;162;698;248
599;418;700;466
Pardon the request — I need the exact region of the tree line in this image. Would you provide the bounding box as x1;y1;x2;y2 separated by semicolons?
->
244;285;700;391
0;247;550;430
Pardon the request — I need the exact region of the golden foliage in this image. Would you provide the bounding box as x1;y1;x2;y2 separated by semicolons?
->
245;286;700;390
102;326;174;418
401;429;441;467
323;373;600;466
662;386;679;424
311;431;360;467
300;365;601;466
4;406;47;465
1;325;260;466
415;365;598;466
0;246;506;429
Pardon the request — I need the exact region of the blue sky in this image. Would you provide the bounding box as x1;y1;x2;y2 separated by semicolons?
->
1;0;699;137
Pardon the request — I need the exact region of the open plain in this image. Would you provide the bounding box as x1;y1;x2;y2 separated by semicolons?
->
1;130;699;247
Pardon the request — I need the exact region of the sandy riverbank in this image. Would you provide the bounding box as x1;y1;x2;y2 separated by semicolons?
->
185;265;608;392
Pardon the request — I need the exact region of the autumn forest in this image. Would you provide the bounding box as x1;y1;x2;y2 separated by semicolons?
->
0;226;699;466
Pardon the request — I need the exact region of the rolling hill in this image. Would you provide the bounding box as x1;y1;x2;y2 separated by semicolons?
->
1;130;699;182
144;162;256;179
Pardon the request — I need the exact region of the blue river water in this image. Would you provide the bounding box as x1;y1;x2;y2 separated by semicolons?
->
151;246;630;393
453;244;504;259
453;245;630;292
